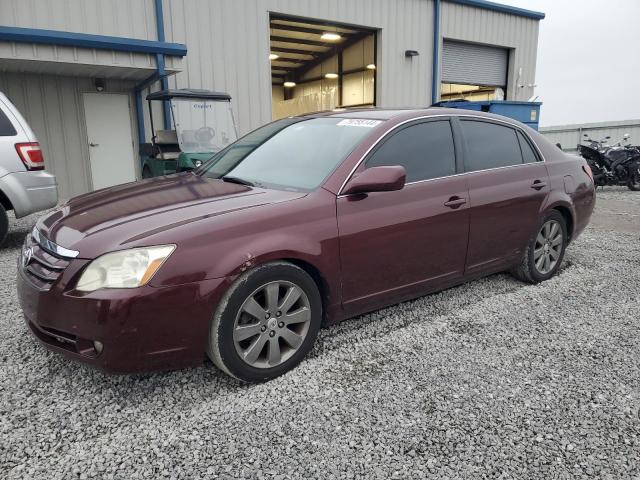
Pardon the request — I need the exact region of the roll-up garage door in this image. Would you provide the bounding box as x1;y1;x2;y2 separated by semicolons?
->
442;40;508;87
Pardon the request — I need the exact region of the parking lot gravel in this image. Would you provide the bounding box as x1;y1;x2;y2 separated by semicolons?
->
1;188;639;479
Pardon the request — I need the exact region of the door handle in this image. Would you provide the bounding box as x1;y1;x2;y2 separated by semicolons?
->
530;180;547;190
444;196;467;209
89;142;99;147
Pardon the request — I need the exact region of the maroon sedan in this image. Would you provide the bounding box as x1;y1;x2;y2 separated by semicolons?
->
17;108;595;381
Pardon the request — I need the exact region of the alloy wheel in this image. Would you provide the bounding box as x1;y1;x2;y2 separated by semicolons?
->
233;280;311;369
534;220;563;275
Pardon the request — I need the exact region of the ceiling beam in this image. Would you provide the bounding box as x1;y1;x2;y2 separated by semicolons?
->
270;24;357;37
270;46;319;57
270;35;331;47
293;31;371;80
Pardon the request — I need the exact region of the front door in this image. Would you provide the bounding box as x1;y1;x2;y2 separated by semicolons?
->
337;119;470;316
82;93;136;190
459;119;550;274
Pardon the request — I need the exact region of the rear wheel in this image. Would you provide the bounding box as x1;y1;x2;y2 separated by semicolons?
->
627;169;640;191
142;166;153;179
0;204;8;247
512;210;567;284
207;261;322;382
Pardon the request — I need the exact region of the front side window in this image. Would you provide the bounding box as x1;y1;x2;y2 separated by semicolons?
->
199;117;377;191
366;120;456;182
461;120;523;172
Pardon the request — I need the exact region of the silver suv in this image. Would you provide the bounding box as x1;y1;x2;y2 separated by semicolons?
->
0;92;58;246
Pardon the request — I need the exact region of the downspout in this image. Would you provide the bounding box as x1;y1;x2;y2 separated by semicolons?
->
431;0;441;105
154;0;172;130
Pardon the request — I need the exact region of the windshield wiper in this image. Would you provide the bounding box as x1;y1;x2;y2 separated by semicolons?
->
222;175;255;187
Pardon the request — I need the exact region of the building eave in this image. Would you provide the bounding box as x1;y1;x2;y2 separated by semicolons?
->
0;26;187;56
446;0;545;20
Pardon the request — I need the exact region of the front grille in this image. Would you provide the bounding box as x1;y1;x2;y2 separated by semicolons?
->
21;235;70;291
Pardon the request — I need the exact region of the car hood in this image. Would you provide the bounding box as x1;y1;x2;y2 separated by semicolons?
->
37;174;306;258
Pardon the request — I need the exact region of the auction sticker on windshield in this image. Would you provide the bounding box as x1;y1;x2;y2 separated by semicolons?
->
336;119;382;127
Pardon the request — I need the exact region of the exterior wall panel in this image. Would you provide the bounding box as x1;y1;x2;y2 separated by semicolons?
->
0;72;138;199
163;0;435;135
541;121;640;154
440;2;539;101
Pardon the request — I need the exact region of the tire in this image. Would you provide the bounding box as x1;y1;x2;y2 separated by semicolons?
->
0;204;8;247
511;210;567;284
142;166;153;179
207;261;322;382
627;169;640;191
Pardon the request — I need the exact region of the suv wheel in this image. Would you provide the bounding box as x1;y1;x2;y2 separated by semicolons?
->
0;204;8;247
207;261;322;382
512;210;567;284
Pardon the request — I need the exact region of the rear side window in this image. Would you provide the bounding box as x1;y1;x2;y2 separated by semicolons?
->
366;120;456;182
461;120;522;172
0;108;17;136
517;130;539;163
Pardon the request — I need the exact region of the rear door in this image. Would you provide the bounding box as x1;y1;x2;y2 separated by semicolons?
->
337;118;470;315
458;118;549;274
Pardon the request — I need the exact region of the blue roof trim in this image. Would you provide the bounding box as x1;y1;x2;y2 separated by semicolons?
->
447;0;545;19
0;26;187;56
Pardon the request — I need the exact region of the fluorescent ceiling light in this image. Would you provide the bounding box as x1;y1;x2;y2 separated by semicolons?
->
283;81;296;87
269;53;279;60
366;63;376;70
321;32;341;41
324;73;338;79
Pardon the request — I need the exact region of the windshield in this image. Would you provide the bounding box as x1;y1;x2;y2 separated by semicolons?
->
198;117;380;191
170;98;237;153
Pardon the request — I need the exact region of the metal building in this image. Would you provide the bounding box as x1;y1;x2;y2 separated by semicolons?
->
541;120;640;154
0;0;544;199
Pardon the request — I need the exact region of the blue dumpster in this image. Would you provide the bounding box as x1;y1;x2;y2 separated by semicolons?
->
434;100;542;130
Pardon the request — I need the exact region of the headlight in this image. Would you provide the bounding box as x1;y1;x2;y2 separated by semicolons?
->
76;245;176;292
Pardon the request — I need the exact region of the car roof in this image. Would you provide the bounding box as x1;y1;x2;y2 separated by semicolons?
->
297;107;524;126
146;89;232;101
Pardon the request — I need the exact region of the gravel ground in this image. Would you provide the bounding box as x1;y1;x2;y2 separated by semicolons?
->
1;188;639;479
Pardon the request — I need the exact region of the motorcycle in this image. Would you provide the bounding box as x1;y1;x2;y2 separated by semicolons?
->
577;133;640;191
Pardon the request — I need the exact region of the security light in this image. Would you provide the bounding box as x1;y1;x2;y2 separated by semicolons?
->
321;32;341;41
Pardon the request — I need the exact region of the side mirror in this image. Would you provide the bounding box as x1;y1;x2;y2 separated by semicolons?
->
342;166;406;195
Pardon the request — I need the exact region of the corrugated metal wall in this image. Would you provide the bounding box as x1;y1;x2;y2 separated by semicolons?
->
161;0;540;135
541;120;640;153
441;1;539;102
0;0;158;39
0;0;541;198
0;72;138;199
162;0;435;134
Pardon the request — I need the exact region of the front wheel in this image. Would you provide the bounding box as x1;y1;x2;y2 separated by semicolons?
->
207;261;322;382
511;210;567;284
627;168;640;191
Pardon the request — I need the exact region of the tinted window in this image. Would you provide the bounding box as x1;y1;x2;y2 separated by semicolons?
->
517;130;539;163
366;120;456;182
0;108;17;136
461;120;522;172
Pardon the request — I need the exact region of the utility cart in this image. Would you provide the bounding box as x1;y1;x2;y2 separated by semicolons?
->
140;89;238;178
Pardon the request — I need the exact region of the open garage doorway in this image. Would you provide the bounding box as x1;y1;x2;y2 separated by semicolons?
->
269;15;377;120
440;40;509;101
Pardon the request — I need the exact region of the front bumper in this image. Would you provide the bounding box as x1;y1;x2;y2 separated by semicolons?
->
0;171;58;218
17;251;231;373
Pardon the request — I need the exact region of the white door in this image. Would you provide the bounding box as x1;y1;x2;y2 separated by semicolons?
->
83;93;136;190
